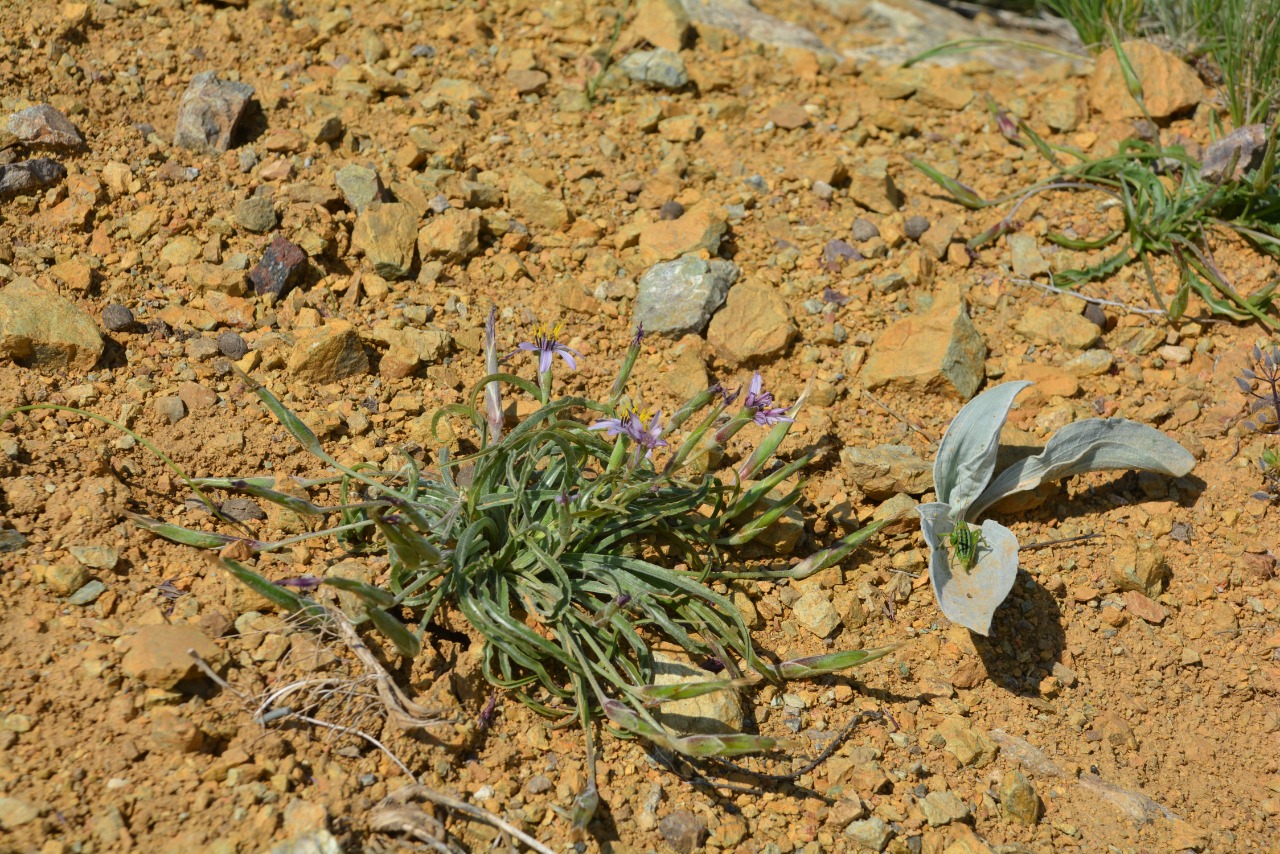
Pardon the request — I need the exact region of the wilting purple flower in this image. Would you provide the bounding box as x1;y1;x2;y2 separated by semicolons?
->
478;691;498;731
275;575;324;591
743;373;794;426
516;321;580;374
590;406;668;457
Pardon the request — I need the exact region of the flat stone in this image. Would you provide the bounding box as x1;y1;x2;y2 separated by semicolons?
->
915;68;973;110
617;48;688;89
178;381;218;412
1014;306;1100;350
0;277;103;370
121;624;227;689
68;580;107;606
840;444;932;499
1123;589;1168;624
634;255;738;336
0;158;66;198
938;715;998;767
844;817;892;851
848;157;901;214
768;102;811;129
506;68;549;94
352;201;419;279
1089;40;1204;120
507;171;570;231
1008;233;1048;277
706;278;795;365
793;589;841;638
1064;349;1114;377
1042;84;1082;132
1201;124;1268;181
651;651;743;735
47;562;90;595
173;71;254;152
154;396;186;424
862;287;985;399
70;545;119;570
234;196;277;233
250;236;308;299
418;208;481;264
335;164;387;213
7;104;85;148
288;323;369;383
1000;770;1042;825
638;200;728;264
921;790;971;826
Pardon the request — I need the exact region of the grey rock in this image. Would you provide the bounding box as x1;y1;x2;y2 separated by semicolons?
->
234;197;277;233
7;104;85;148
903;215;930;241
101;304;135;332
658;810;706;854
651;651;743;735
335;164;387;213
852;218;880;242
154;396;186;424
684;0;834;58
173;71;255;153
217;330;249;360
1008;233;1048;277
0;158;66;198
0;277;103;370
634;255;738;336
921;790;970;826
69;579;107;606
844;816;892;851
617;48;689;89
659;199;685;220
840;444;932;499
70;545;119;570
1201;123;1267;182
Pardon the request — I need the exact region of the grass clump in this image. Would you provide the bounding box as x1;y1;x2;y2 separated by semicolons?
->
129;313;892;828
913;114;1280;328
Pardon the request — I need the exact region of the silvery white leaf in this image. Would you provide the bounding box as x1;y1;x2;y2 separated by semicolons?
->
967;418;1196;520
932;381;1031;518
919;503;1019;636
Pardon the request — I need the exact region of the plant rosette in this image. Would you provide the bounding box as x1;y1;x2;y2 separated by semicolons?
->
918;380;1195;635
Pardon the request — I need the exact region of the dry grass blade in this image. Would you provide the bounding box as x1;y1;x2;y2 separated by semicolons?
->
378;786;557;854
367;802;463;854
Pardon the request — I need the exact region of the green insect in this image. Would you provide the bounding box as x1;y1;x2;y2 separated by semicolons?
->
948;522;987;571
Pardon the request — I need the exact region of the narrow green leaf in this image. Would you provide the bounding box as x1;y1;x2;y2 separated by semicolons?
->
910;159;989;209
636;678;754;706
323;576;396;608
367;606;422;659
669;732;800;758
768;645;900;680
218;557;316;615
127;512;249;549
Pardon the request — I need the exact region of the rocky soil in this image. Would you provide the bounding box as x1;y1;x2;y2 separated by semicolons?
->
0;0;1277;852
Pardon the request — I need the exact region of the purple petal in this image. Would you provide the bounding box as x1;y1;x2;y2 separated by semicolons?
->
557;348;578;370
538;349;553;374
748;373;763;399
517;342;537;351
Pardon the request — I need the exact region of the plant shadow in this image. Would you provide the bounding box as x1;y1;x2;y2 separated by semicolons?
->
971;571;1067;697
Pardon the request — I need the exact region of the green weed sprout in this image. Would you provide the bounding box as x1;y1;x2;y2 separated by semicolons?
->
130;313;893;830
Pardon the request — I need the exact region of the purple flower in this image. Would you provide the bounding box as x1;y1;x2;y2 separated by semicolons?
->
743;372;794;426
275;575;324;591
590;406;669;457
517;321;580;374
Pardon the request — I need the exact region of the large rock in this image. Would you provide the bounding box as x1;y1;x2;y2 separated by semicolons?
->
334;164;387;213
706;278;795;364
617;48;689;89
634;255;738;336
351;201;418;279
862;287;985;399
1089;41;1205;120
626;0;692;51
0;278;103;370
507;171;570;231
840;444;932;499
0;158;65;198
173;71;255;153
7;104;85;148
287;323;369;383
651;651;743;735
639;200;728;265
417;208;481;264
121;624;227;689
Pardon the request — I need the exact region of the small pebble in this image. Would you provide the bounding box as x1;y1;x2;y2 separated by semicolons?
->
812;180;834;200
1083;301;1107;327
904;215;931;241
659;200;684;220
102;304;135;332
69;579;107;606
217;330;249;360
852;218;880;242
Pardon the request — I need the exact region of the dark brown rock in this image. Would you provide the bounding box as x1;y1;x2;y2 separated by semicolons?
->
7;105;85;149
249;236;308;298
0;158;66;198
